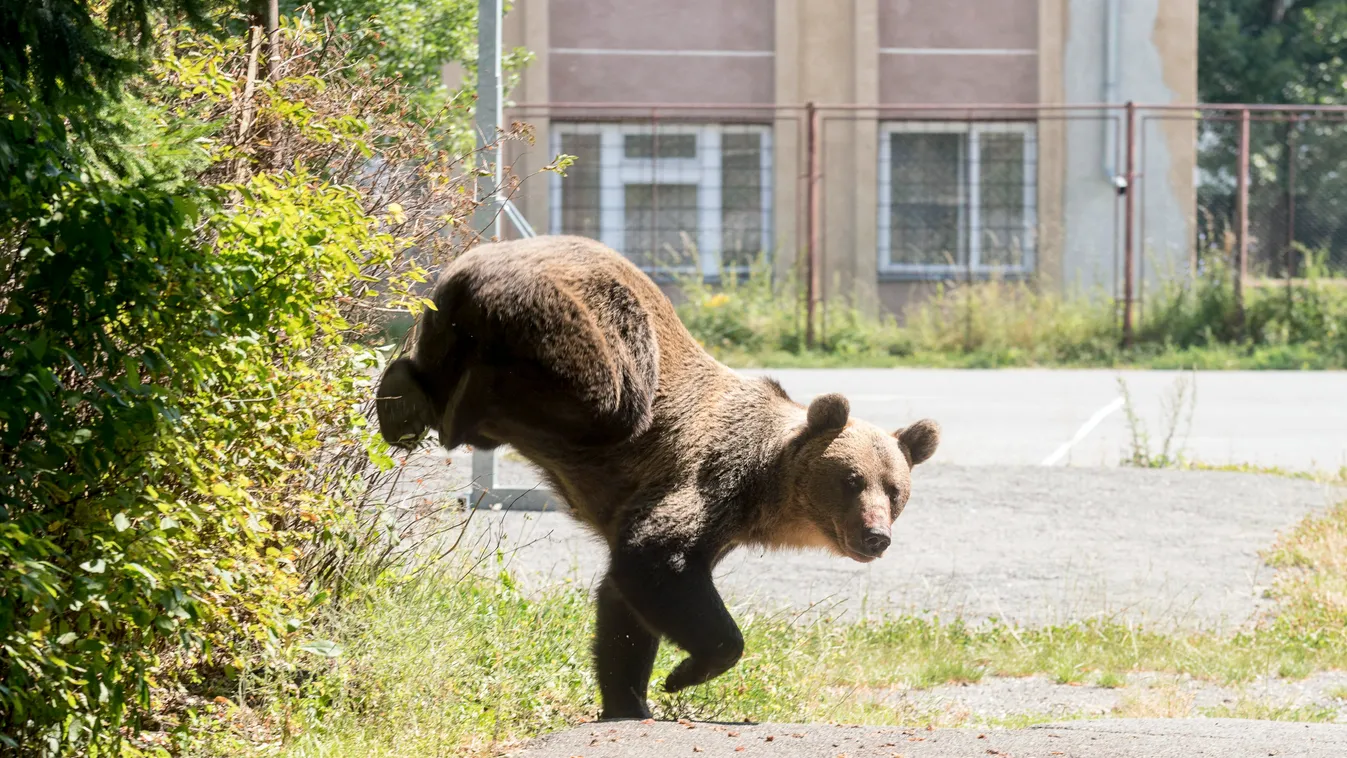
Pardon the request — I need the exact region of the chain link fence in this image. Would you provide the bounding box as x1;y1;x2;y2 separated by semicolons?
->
1193;107;1347;278
493;102;1347;349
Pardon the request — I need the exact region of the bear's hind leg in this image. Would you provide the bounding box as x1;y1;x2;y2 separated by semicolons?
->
594;576;659;720
610;544;744;695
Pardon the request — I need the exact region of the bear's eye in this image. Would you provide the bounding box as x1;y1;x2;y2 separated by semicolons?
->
845;471;865;491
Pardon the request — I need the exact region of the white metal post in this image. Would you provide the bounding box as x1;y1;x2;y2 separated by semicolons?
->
474;0;503;239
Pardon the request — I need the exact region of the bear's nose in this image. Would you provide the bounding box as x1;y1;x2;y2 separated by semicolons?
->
862;527;891;555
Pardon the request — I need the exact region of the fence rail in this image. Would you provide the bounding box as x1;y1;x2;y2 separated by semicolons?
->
492;101;1347;358
464;101;1347;510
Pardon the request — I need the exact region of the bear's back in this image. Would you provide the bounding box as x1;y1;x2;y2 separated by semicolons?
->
416;236;721;462
443;235;684;338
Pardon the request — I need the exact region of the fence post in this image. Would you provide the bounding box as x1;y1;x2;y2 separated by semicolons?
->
651;107;660;272
1235;107;1250;326
1122;101;1136;348
262;0;281;168
1285;117;1297;313
805;101;821;350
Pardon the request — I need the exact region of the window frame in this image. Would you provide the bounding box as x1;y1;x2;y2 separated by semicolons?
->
876;121;1038;278
549;122;774;279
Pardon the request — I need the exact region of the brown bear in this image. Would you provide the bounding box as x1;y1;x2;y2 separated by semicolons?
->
375;235;940;720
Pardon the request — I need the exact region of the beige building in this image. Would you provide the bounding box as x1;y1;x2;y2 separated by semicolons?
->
496;0;1198;315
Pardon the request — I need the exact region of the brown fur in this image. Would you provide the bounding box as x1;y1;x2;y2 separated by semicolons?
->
374;235;940;718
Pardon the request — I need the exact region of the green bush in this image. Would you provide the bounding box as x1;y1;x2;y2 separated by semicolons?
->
0;10;490;752
674;260;912;366
673;253;1347;369
902;278;1120;366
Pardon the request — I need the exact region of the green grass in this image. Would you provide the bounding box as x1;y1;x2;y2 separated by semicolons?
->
371;251;1347;370
706;342;1347;370
1096;671;1127;689
1111;684;1194;718
1199;699;1339;722
674;254;1347;370
163;426;1347;756
1183;461;1347;483
167;490;1347;756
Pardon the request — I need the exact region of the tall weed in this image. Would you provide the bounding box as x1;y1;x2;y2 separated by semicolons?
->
673;253;1347;369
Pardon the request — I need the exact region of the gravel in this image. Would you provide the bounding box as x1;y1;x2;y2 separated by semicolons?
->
372;368;1347;753
861;671;1347;723
507;718;1347;757
393;455;1338;629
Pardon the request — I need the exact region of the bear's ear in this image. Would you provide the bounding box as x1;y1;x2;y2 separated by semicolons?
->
895;419;940;466
806;393;850;433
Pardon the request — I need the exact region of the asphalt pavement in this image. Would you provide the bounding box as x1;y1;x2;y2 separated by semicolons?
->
509;718;1347;757
398;368;1344;627
385;368;1347;755
739;368;1347;472
430;464;1334;629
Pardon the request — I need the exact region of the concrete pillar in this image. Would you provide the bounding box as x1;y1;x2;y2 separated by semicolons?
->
1036;0;1068;292
503;0;551;237
773;0;802;284
783;0;879;315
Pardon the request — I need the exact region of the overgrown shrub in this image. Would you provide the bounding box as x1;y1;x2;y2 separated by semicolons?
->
0;9;516;752
674;251;1347;369
674;260;912;365
903;279;1120;366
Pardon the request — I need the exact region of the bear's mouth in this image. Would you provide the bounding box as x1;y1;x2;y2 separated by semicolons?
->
827;519;884;563
836;536;880;563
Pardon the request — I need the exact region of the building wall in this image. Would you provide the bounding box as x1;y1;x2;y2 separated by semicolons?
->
548;0;775;104
501;0;1197;317
1036;0;1068;294
778;0;878;311
877;0;1039;105
1058;0;1198;299
873;0;1040;316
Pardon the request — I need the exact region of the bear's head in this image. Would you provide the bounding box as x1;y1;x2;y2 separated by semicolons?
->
789;393;939;563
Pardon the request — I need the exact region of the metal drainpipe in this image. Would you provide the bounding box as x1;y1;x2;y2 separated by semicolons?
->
1103;0;1123;185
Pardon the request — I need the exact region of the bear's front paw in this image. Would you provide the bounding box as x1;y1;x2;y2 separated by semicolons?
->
663;657;701;693
663;647;742;693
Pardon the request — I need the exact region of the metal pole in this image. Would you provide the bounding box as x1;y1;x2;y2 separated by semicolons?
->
651;109;660;270
1138;114;1147;325
474;0;503;240
1235;107;1250;326
465;0;502;498
1122;101;1136;348
805;102;821;350
1286;119;1298;290
264;0;280;169
266;0;279;82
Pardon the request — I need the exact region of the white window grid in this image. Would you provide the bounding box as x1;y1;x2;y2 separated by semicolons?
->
877;121;1038;277
549;122;774;278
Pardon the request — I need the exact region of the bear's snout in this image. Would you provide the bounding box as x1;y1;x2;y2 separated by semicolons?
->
839;520;892;562
861;526;891;556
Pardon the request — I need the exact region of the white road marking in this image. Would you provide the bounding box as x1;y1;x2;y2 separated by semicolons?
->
1040;396;1127;466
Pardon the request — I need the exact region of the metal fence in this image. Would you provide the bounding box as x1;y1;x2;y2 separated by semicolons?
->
1177;106;1347;278
493;102;1347;351
467;101;1347;510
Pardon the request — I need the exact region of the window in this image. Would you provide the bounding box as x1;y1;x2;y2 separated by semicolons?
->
877;122;1037;275
550;123;773;277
